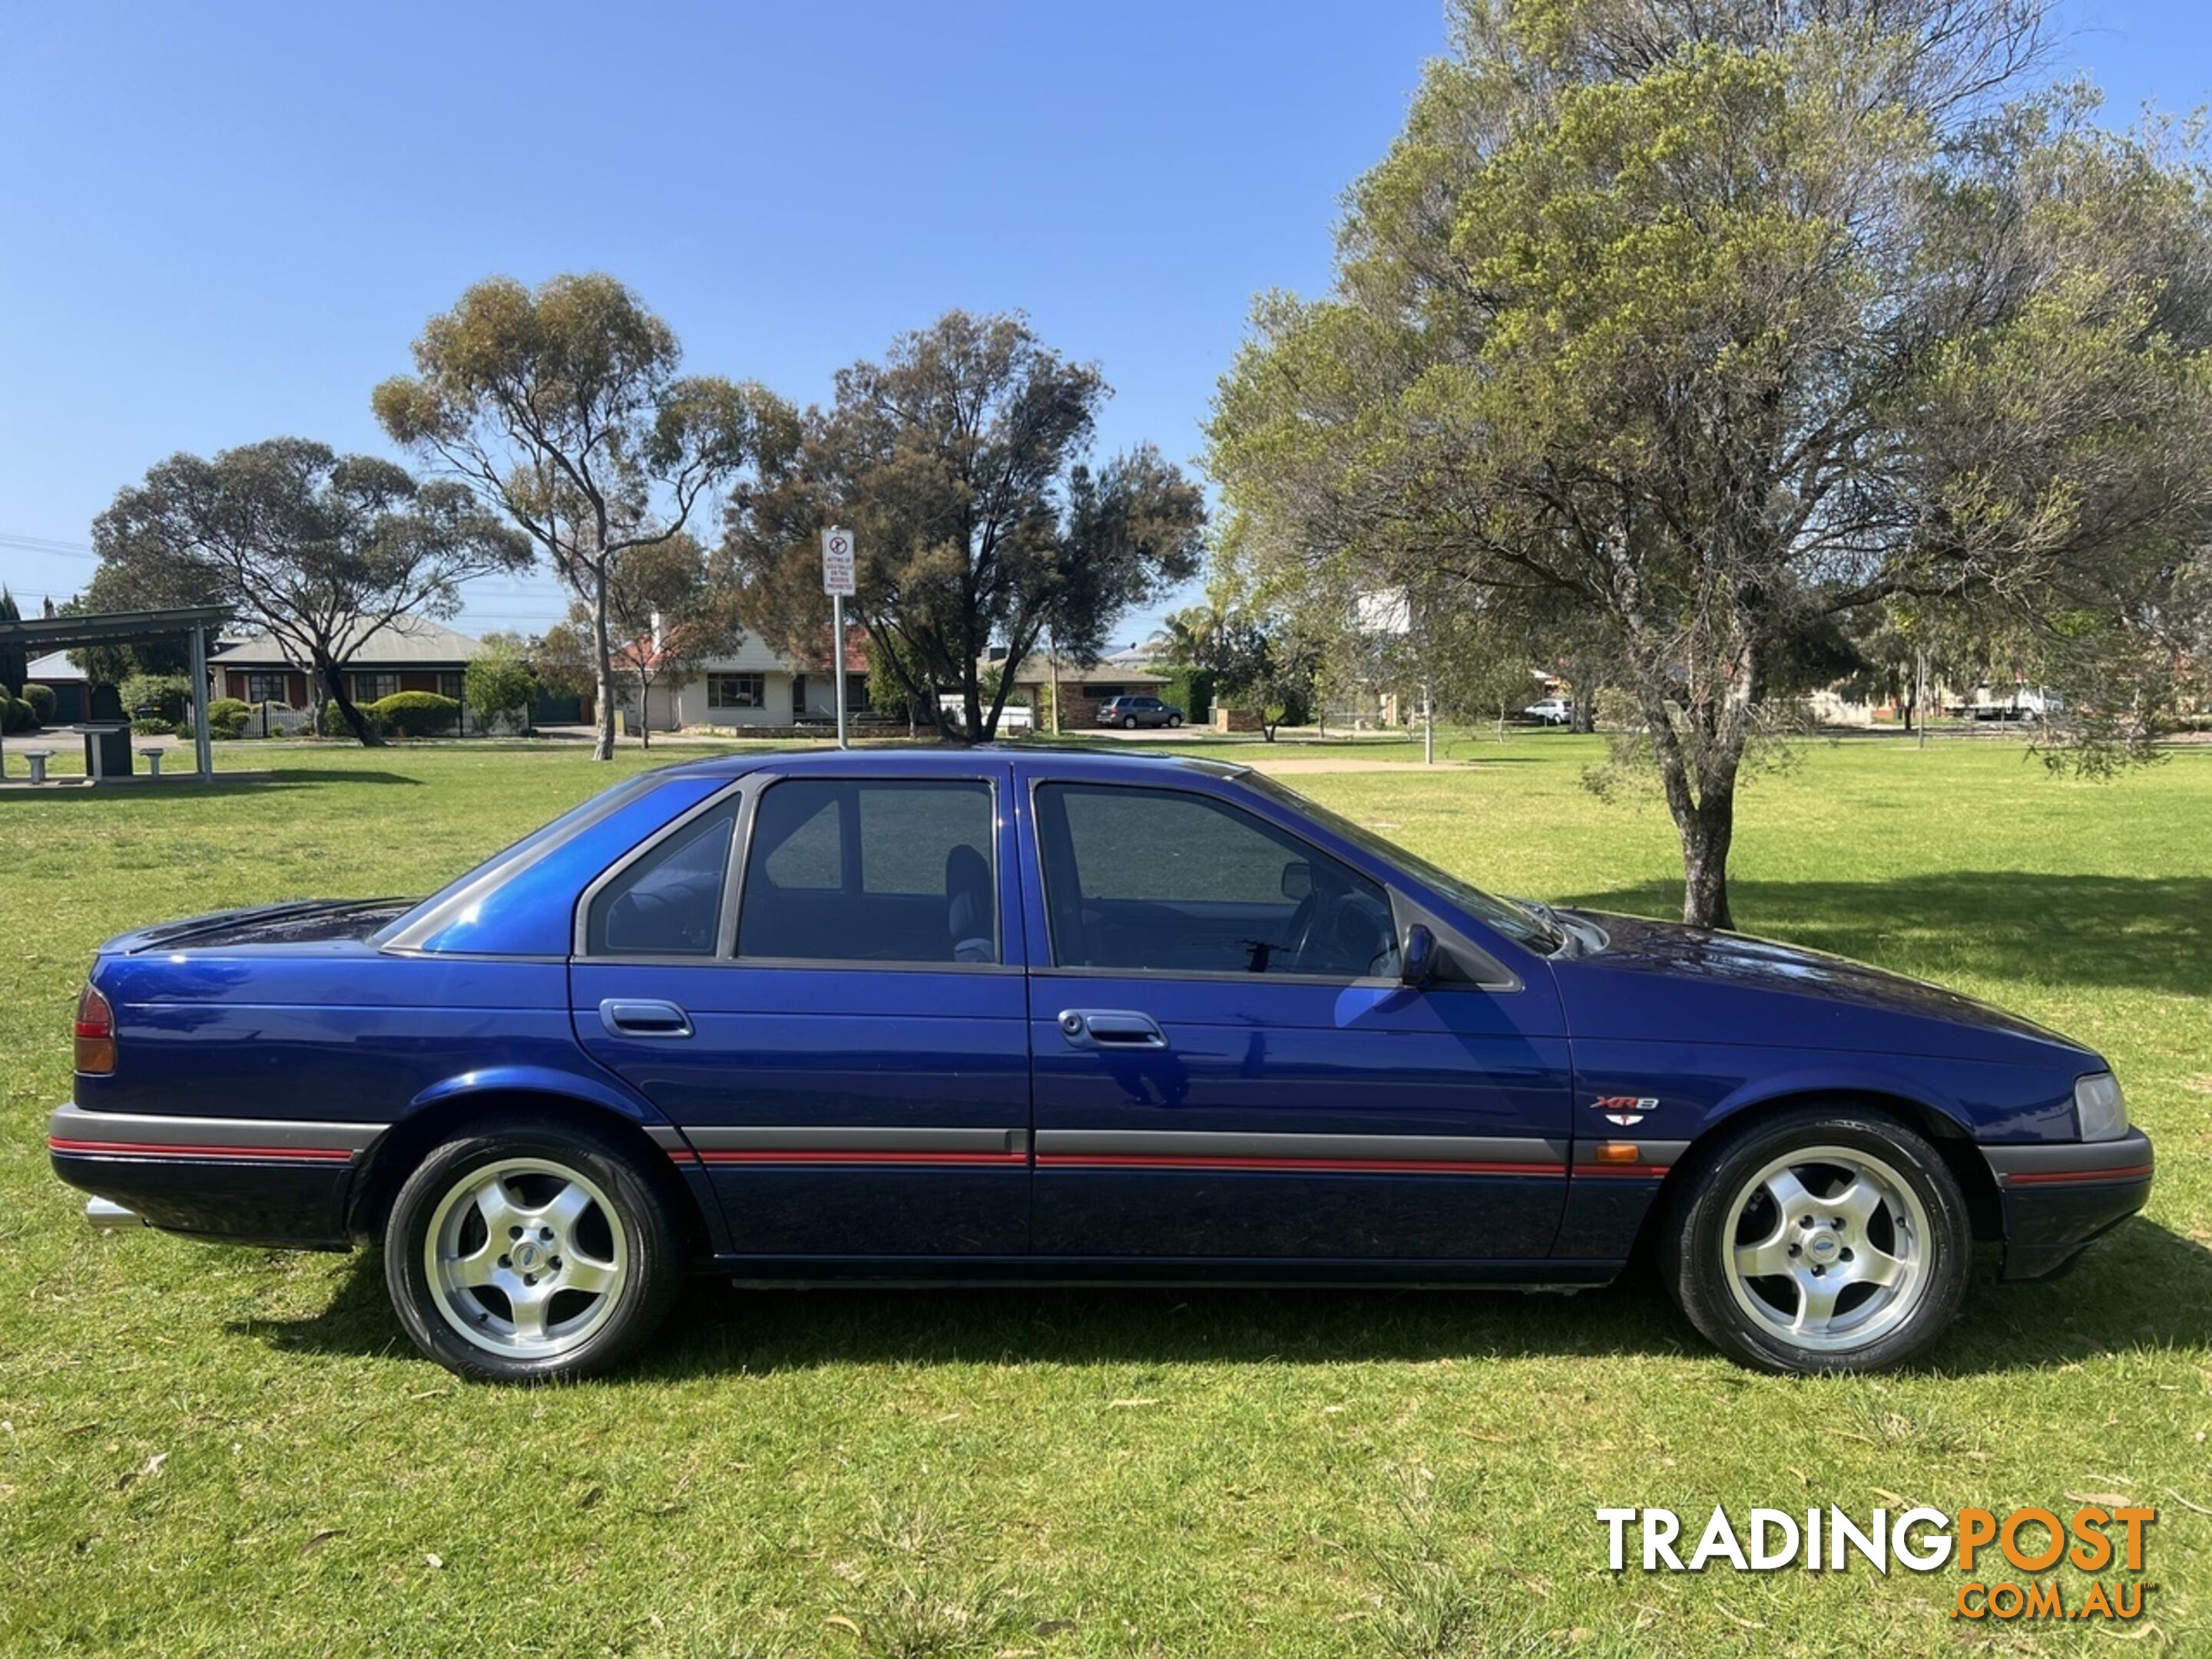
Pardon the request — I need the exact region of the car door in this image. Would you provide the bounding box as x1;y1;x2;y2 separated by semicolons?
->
571;762;1031;1258
1018;772;1574;1260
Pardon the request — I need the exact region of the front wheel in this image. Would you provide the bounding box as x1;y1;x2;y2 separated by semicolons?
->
1167;714;1182;727
384;1121;687;1382
1121;715;1137;729
1659;1108;1971;1374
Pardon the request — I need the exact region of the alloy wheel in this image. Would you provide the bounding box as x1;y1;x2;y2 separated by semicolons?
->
422;1157;628;1359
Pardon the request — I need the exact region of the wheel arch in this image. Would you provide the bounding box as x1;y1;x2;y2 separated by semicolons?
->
348;1080;712;1254
1654;1085;2003;1247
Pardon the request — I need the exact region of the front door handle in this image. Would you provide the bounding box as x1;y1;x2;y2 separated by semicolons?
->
600;998;694;1039
1057;1008;1168;1050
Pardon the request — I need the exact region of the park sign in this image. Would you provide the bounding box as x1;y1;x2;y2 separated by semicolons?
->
821;527;856;597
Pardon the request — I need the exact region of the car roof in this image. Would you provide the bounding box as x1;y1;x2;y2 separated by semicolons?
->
652;744;1247;786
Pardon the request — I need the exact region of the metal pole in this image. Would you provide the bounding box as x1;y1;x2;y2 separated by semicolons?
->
833;593;849;750
190;625;213;780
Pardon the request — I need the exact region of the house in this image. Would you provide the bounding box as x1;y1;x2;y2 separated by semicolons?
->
209;616;487;713
623;628;870;731
990;652;1171;730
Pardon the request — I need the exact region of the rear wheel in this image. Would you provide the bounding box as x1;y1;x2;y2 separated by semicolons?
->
1660;1108;1970;1374
384;1121;686;1382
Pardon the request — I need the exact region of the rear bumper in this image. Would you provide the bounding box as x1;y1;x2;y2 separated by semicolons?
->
1982;1129;2154;1282
48;1104;382;1249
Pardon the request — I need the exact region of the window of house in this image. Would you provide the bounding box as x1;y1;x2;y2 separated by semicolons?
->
707;672;767;710
1034;783;1398;979
354;672;400;704
737;779;997;964
845;672;869;712
586;799;740;956
439;672;465;700
246;672;287;704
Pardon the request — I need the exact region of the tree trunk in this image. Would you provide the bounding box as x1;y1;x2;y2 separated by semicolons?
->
1677;796;1737;931
591;561;616;762
635;673;652;750
962;671;984;745
317;657;384;747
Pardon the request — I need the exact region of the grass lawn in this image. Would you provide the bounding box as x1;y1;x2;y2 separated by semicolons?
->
0;734;2204;1656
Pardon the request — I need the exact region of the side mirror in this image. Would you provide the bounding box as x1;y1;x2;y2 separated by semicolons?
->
1399;922;1437;988
1280;860;1313;902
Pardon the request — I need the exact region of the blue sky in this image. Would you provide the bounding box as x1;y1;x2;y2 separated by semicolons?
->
2;1;2205;647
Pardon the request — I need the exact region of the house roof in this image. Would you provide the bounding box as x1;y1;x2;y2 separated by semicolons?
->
209;615;485;668
26;650;85;683
997;653;1169;687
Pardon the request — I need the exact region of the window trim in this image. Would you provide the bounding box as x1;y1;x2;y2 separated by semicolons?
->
1024;776;1518;992
730;773;1005;970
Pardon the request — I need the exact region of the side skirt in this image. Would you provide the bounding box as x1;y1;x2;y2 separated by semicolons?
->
707;1256;1625;1290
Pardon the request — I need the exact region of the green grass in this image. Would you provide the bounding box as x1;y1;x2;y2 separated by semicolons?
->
0;737;2205;1656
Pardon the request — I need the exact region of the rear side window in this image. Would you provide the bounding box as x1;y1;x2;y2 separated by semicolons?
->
737;779;998;965
586;798;740;956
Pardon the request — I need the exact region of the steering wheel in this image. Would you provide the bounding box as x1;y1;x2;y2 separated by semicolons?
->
1291;889;1396;976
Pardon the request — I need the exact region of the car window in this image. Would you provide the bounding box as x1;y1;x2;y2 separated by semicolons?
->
737;778;998;964
1035;783;1399;978
586;798;740;956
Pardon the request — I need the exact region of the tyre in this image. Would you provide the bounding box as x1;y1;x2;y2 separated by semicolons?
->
383;1119;687;1382
1658;1108;1971;1375
1168;714;1182;728
1122;715;1137;729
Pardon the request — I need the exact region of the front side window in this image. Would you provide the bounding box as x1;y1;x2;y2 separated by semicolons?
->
708;673;767;710
587;798;741;956
1035;783;1399;979
737;779;998;964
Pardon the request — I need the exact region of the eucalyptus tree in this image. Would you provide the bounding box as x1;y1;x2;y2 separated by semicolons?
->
89;439;530;743
374;273;794;759
1210;0;2212;927
720;310;1205;740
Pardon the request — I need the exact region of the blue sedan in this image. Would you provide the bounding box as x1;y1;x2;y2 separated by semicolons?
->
50;749;2151;1379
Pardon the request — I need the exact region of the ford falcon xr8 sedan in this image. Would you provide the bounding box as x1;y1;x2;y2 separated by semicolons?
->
51;750;2151;1380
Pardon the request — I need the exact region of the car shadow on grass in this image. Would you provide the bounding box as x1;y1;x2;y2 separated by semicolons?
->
1565;873;2212;998
233;1217;2207;1381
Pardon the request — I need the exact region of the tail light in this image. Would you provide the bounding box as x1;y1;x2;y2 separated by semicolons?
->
75;984;115;1075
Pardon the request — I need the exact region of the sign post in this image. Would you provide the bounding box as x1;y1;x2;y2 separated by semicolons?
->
821;527;856;750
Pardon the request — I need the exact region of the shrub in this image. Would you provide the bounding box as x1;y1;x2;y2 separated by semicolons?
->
19;683;55;727
207;697;251;739
1157;667;1214;724
130;717;171;737
0;696;28;734
121;673;192;724
317;701;382;739
367;690;459;739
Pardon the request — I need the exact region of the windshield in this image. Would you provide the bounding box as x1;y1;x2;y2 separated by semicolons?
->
1237;771;1565;953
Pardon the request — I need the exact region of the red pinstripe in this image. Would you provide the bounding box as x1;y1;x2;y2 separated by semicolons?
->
48;1137;355;1163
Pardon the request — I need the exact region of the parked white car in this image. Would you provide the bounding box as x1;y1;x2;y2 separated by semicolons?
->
1522;697;1575;726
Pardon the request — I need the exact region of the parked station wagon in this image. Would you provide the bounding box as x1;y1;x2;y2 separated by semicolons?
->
51;750;2151;1380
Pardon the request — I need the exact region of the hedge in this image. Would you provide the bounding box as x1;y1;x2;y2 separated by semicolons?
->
19;683;55;727
367;690;460;739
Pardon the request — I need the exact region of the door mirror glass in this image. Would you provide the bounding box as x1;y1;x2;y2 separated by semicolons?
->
1280;860;1313;902
1399;922;1437;987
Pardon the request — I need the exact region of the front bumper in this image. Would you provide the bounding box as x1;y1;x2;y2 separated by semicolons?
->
48;1103;382;1249
1982;1128;2155;1281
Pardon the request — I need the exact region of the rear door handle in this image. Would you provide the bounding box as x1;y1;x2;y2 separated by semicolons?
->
1057;1008;1168;1050
600;998;694;1039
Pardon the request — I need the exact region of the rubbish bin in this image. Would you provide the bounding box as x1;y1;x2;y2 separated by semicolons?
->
71;723;134;780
